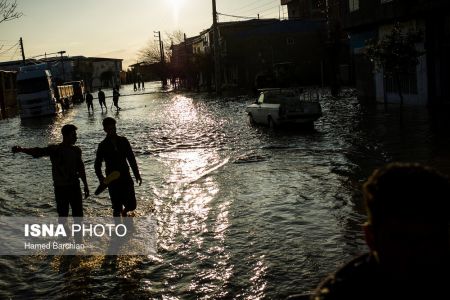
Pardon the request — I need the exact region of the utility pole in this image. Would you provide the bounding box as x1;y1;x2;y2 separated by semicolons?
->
154;31;167;86
19;37;25;63
212;0;221;94
155;31;163;63
58;51;66;82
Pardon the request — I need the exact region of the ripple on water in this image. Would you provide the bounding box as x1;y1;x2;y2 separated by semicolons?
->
1;86;449;298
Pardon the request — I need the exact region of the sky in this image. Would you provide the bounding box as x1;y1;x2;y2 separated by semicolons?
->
0;0;285;69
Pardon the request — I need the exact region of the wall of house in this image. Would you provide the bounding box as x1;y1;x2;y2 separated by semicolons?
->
0;71;17;118
220;20;325;89
343;0;450;105
91;60;122;89
283;0;323;20
373;22;428;105
426;13;450;104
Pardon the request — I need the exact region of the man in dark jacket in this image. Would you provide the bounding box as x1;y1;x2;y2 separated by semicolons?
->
12;124;89;217
112;86;121;111
311;163;450;300
94;117;141;217
85;90;94;113
98;88;107;111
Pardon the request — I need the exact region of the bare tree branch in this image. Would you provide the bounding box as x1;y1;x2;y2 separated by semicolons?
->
138;30;185;64
0;0;23;24
138;40;161;64
165;30;185;45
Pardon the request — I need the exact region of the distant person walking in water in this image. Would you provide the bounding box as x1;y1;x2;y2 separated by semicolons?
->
112;86;121;111
98;88;107;111
12;124;89;217
95;117;142;217
85;90;94;113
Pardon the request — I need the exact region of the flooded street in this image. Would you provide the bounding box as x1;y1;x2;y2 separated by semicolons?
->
1;82;449;299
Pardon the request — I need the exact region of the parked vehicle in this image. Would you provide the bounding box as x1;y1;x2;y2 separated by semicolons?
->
63;80;85;103
246;88;322;129
55;84;74;110
16;63;73;118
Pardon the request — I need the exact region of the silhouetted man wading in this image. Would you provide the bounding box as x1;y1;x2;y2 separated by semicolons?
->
12;124;89;217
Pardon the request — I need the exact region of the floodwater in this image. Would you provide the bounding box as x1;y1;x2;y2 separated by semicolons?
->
1;82;449;299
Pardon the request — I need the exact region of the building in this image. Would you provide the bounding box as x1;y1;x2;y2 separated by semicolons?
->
170;19;327;91
0;56;123;92
341;0;450;105
282;0;350;93
0;71;17;118
281;0;325;19
128;62;162;83
169;35;209;89
72;56;122;90
217;19;326;89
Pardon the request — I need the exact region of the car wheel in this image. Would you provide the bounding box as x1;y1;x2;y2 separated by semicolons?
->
248;113;255;126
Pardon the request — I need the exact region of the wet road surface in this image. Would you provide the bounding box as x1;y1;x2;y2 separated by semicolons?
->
1;82;449;299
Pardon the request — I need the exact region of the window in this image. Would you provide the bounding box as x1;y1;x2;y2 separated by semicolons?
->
381;0;393;3
287;38;295;45
349;0;359;12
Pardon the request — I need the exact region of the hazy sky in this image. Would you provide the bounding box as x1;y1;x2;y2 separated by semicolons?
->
0;0;285;69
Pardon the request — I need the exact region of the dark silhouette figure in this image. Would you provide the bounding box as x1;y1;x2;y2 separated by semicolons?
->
133;81;137;92
310;162;449;300
12;124;89;217
141;80;145;90
138;80;141;90
85;91;94;113
112;86;121;111
98;88;107;111
94;117;142;217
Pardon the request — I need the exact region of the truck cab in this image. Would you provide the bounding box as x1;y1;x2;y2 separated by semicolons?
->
16;64;61;118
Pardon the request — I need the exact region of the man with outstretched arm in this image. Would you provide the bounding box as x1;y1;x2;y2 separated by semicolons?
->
12;124;89;217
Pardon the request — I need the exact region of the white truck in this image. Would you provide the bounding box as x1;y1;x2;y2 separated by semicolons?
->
16;63;73;118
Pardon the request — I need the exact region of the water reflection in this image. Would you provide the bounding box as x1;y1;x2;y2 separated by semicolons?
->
1;85;450;298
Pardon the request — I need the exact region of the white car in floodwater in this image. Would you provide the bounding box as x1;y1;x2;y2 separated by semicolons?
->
246;88;322;129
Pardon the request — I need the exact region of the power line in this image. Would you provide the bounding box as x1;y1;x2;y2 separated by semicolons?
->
257;5;281;15
217;12;256;20
223;0;268;13
221;1;280;21
0;42;19;56
10;44;19;60
239;0;279;15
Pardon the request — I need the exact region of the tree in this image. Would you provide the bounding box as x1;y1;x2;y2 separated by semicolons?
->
365;23;424;106
0;0;22;24
138;30;185;64
165;29;184;46
138;40;162;64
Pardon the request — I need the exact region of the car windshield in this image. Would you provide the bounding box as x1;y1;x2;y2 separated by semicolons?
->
17;77;50;94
